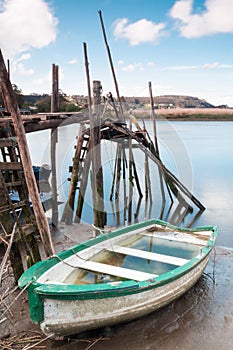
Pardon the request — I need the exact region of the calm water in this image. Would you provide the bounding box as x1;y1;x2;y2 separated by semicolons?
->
27;120;233;248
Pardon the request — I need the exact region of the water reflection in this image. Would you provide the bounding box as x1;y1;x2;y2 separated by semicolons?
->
26;121;233;349
27;121;233;247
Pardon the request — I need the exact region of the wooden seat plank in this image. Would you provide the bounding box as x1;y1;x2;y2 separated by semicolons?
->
108;245;189;266
142;232;206;246
73;259;156;282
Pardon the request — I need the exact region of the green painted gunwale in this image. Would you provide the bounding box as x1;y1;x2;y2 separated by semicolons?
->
18;219;218;323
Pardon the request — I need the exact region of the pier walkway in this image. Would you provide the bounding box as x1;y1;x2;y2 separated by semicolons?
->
0;112;88;135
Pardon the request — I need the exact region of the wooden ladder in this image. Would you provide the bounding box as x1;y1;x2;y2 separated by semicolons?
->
0;137;41;280
0;139;30;217
61;123;91;224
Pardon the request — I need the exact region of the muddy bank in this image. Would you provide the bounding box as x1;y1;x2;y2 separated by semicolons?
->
1;224;233;349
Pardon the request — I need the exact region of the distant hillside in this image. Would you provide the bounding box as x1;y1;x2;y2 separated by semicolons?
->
154;95;214;108
23;93;225;109
124;95;215;108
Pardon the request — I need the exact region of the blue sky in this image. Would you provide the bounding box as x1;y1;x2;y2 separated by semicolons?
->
1;0;233;106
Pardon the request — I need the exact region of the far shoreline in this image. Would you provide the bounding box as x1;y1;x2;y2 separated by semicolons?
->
133;108;233;121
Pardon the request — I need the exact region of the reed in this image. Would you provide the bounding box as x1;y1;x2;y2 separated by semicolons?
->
133;108;233;120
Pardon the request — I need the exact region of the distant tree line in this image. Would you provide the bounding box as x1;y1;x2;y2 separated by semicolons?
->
0;85;82;113
1;86;228;113
0;84;25;109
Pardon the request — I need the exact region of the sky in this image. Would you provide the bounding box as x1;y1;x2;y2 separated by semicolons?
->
0;0;233;106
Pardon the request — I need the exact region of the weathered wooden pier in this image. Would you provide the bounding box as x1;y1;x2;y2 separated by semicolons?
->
0;55;205;279
0;13;205;282
0;111;88;135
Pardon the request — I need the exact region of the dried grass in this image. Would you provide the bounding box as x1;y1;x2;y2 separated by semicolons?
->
132;108;233;119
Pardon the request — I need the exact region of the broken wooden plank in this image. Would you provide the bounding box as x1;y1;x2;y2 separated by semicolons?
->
0;162;22;170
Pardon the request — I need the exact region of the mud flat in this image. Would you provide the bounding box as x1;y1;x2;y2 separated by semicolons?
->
1;223;233;350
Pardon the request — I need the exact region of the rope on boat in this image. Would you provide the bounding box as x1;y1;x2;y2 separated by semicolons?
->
91;224;110;235
49;224;118;269
49;250;88;267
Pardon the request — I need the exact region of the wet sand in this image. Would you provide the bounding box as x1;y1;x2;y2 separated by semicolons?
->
1;223;233;349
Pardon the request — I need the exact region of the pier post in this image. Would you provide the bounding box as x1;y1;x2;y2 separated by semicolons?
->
51;128;59;227
83;44;105;228
50;64;59;227
128;119;133;223
51;64;59;113
91;80;105;228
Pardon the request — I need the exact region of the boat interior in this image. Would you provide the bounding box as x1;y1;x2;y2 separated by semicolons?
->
37;224;213;285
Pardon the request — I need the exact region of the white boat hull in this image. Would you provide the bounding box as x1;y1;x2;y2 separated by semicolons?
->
40;256;209;337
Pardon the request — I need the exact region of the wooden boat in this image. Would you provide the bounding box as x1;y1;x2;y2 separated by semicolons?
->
18;219;218;338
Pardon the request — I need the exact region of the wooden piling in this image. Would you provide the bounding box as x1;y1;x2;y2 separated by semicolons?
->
128;119;133;223
7;59;10;80
115;144;122;200
132;155;143;198
51;128;59;227
122;146;128;222
51;64;59;113
91;81;105;228
50;64;59;227
148;81;166;206
105;117;205;211
98;10;124;120
110;148;118;201
149;82;159;156
139;145;205;211
144;152;152;203
83;44;105;228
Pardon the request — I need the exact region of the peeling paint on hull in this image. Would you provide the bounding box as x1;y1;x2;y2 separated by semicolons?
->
40;257;208;337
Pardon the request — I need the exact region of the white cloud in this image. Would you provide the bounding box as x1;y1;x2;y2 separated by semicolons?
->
170;0;233;38
33;66;64;87
121;62;144;72
147;61;156;68
16;53;31;62
119;60;232;74
14;63;34;76
202;62;233;69
0;0;58;57
161;62;233;71
11;53;34;76
162;65;198;71
68;59;78;65
202;61;220;69
113;18;166;46
32;75;50;86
